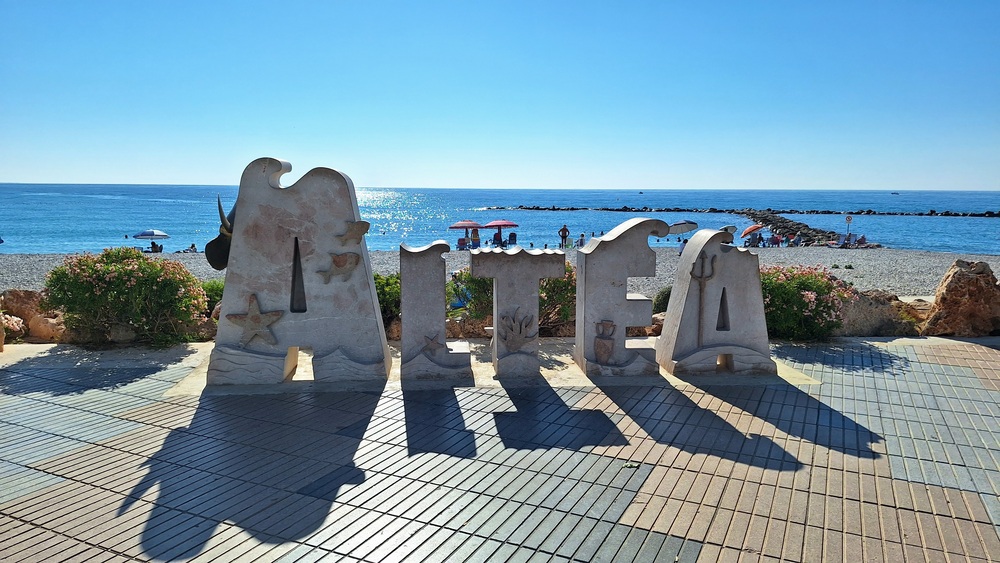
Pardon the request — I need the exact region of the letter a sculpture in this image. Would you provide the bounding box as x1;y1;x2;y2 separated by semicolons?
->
655;229;777;377
208;158;391;384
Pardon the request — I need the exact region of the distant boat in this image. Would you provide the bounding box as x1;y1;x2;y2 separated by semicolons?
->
891;192;900;195
639;191;644;194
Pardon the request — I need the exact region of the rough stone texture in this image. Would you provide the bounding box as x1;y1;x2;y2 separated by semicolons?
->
400;242;472;379
574;218;669;376
2;313;26;342
386;318;401;341
624;311;666;337
921;260;1000;337
208;158;391;384
185;317;217;342
445;314;491;339
109;324;137;344
27;313;64;342
471;247;565;377
833;289;919;337
656;229;777;376
1;289;42;324
901;298;933;323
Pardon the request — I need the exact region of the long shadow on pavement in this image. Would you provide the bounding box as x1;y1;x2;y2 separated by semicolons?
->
691;383;884;459
0;344;198;396
118;388;382;561
495;378;629;450
772;341;912;378
598;383;804;471
402;386;478;458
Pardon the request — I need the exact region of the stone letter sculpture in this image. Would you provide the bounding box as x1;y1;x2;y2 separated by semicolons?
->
573;217;676;376
655;229;777;376
208;157;391;384
470;247;565;377
400;241;473;379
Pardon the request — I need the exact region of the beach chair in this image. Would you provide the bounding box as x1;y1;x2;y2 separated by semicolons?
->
457;237;469;250
507;232;517;247
470;239;480;249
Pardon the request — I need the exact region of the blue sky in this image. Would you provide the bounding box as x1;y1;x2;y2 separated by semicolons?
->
2;1;998;189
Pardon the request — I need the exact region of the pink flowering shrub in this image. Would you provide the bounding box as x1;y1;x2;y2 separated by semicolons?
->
43;247;207;346
759;265;856;340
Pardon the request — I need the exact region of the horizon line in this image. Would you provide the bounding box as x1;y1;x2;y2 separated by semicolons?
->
1;182;998;192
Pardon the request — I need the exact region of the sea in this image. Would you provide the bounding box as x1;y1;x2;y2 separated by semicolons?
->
1;184;998;256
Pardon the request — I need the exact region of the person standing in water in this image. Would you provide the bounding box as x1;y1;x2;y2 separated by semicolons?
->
559;224;570;248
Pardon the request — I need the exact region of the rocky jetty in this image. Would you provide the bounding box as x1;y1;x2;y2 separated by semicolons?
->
738;209;843;246
508;203;1000;218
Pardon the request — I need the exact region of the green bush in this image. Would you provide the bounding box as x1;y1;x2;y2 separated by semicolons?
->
538;262;576;330
447;262;577;331
759;265;856;341
447;268;494;319
652;286;672;313
373;272;401;326
42;247;207;346
201;279;225;315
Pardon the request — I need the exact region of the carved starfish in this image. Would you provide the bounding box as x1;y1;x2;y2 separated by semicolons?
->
317;252;361;283
225;294;283;347
421;334;446;356
338;221;370;245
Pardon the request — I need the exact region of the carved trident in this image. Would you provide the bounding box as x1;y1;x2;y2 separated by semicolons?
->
690;250;716;348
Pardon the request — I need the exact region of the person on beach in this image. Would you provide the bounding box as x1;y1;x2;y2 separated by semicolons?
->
679;238;688;256
559;224;570;248
576;233;585;247
470;228;480;248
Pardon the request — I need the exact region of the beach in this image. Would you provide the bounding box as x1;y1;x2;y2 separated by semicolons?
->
2;247;997;297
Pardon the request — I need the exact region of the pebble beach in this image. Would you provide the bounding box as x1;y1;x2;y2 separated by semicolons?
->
2;247;998;298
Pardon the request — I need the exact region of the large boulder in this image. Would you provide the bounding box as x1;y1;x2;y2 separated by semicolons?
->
921;260;1000;337
2;313;27;343
834;290;918;337
1;289;43;324
900;298;934;325
28;312;64;342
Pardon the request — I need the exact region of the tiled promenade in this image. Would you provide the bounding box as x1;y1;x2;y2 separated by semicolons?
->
1;337;998;562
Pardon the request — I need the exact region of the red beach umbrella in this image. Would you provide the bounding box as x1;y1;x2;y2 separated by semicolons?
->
484;219;518;235
448;219;484;236
741;224;765;238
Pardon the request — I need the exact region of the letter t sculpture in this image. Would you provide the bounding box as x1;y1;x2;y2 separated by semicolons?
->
471;247;565;378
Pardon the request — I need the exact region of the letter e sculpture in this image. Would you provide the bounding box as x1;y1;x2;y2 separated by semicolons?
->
574;217;673;376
